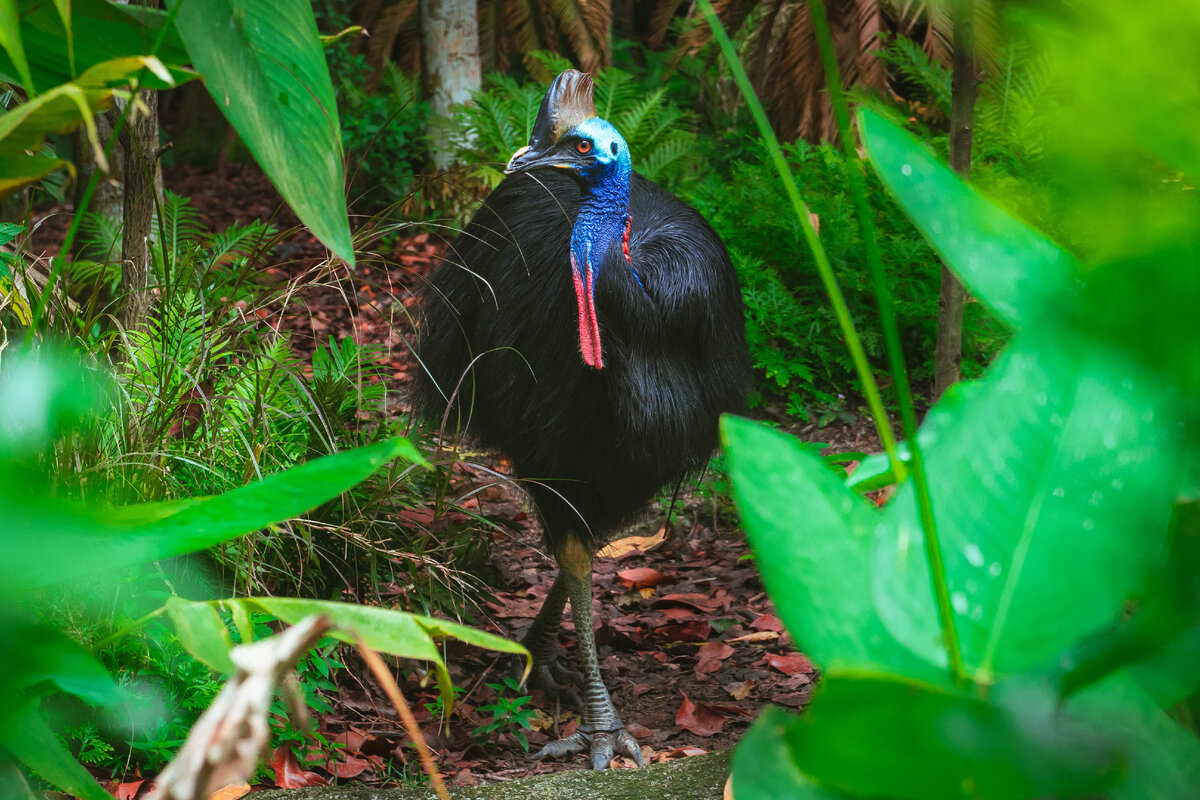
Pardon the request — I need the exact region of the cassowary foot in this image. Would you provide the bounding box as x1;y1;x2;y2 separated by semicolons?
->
532;724;644;770
526;660;585;710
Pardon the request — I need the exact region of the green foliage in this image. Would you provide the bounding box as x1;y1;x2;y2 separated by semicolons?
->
472;677;536;752
682;140;943;412
166;0;354;265
335;60;429;211
716;0;1200;792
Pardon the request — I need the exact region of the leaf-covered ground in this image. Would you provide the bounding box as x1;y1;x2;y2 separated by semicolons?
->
31;162;882;793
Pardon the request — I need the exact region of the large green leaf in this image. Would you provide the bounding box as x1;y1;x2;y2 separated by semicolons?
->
0;1;35;93
781;671;1118;800
0;620;122;711
720;414;946;685
730;706;847;800
0;0;192;91
1073;674;1200;799
0;701;112;800
165;0;354;265
859;109;1078;330
168;597;529;708
877;337;1181;681
0;436;425;594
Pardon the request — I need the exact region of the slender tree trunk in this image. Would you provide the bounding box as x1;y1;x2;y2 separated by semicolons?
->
72;109;125;258
420;0;481;172
932;0;977;400
119;87;158;331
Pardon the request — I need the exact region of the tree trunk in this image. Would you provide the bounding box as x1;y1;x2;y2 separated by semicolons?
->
932;0;977;400
119;87;158;331
420;0;481;172
72;108;125;259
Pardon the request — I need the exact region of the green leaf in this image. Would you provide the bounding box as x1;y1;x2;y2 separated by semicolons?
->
1073;674;1200;799
731;706;847;800
878;339;1182;680
0;0;192;91
0;620;122;710
0;700;113;800
0;1;35;94
720;414;946;684
784;671;1119;800
170;597;531;707
166;0;354;265
0;437;421;594
0;150;71;199
859;108;1078;329
165;596;235;675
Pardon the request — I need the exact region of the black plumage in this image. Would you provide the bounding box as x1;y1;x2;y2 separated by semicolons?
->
413;70;749;769
416;170;748;546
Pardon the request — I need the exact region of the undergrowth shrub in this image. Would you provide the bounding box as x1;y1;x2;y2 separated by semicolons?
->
681;141;946;417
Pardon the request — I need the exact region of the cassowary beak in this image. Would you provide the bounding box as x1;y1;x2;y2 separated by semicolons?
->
504;144;575;174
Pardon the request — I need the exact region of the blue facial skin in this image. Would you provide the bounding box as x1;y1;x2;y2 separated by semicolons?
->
568;118;638;288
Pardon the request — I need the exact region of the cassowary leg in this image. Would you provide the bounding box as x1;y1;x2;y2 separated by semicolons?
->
520;571;584;709
532;538;644;769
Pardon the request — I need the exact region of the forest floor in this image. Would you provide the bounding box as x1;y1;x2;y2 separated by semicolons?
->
32;163;884;793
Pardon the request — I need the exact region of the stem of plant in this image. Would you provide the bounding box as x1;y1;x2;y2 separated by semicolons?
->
805;0;966;685
695;0;901;468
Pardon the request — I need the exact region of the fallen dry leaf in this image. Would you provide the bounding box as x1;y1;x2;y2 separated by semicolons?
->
114;780;145;800
675;692;727;737
618;567;664;589
727;630;779;644
208;785;250;800
763;652;815;675
597;529;667;558
749;614;784;633
724;680;755;701
329;755;372;779
271;746;328;789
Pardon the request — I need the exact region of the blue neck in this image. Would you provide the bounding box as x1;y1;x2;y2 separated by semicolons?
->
570;158;633;281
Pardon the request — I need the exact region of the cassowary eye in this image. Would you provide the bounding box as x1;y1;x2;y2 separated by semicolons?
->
576;140;592;154
610;142;618;155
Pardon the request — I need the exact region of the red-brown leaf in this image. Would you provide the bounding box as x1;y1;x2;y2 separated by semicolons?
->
330;755;372;779
114;780;144;800
618;567;664;589
749;614;785;632
763;652;814;675
271;746;328;789
674;692;726;737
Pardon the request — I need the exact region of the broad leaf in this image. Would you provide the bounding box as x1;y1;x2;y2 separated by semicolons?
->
0;0;192;90
859;109;1078;329
731;706;846;800
0;436;424;594
877;337;1182;680
166;0;354;265
720;414;946;685
783;671;1118;800
0;700;112;800
168;597;529;708
1073;674;1200;799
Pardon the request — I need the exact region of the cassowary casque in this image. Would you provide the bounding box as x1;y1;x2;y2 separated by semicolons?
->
414;69;749;769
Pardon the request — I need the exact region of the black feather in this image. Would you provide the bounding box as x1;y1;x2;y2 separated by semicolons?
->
414;169;750;550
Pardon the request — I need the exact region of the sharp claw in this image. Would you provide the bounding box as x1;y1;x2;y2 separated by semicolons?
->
616;730;644;766
533;731;589;761
533;727;643;769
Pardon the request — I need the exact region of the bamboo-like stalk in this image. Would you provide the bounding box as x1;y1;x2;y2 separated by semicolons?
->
806;0;966;687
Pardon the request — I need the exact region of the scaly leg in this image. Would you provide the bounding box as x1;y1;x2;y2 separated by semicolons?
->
520;570;584;708
532;537;644;769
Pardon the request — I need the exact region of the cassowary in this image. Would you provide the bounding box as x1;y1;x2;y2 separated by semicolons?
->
414;70;749;769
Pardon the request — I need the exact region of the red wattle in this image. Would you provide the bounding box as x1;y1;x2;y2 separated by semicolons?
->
572;260;603;369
